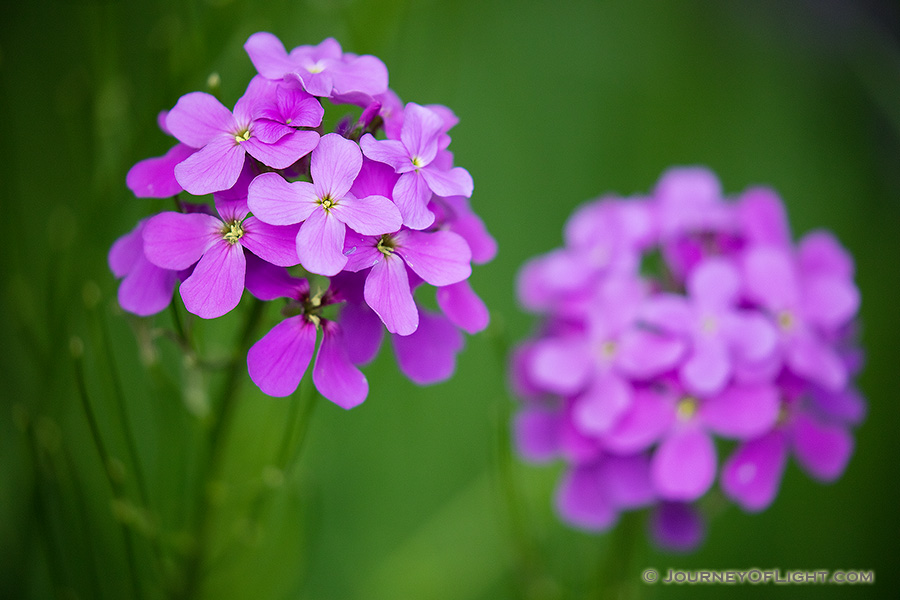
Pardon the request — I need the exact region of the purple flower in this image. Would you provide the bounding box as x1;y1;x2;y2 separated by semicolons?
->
343;228;472;335
244;33;388;104
248;133;402;276
509;167;864;551
742;240;860;391
360;102;474;229
143;193;300;319
109;219;179;316
165;76;321;195
391;308;465;384
641;257;777;396
245;264;367;408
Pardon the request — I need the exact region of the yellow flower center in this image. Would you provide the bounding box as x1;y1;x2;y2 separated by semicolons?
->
377;234;396;256
234;128;251;143
676;396;698;422
222;220;244;245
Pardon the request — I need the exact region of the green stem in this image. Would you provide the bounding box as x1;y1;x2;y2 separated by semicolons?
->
175;298;267;600
73;341;145;600
595;510;645;600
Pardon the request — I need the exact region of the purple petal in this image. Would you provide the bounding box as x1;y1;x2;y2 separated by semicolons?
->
313;322;368;409
126;143;195;198
742;246;800;312
649;502;705;553
331;194;402;236
174;136;246;196
242;129;319;169
244;253;305;300
572;372;633;435
179;241;246;319
435;280;489;334
786;331;847;391
330;54;389;97
447;208;497;265
802;275;860;331
791;413;853;482
297;208;347;276
514;408;562;463
392;309;464;384
393;171;435;229
528;336;593;395
118;255;177;316
240;217;300;267
797;230;854;279
248;172;318;226
420;166;474;198
736;186;791;248
687;257;740;309
555;462;619;532
142;212;220;270
247;315;317;397
602;387;674;455
109;222;144;277
651;427;717;501
721;431;788;512
724;311;778;364
639;295;693;334
338;299;384;365
399;103;443;166
700;384;780;439
810;386;866;426
395;229;471;286
364;256;418;335
615;329;685;380
359;134;412;173
165;92;235;148
516;248;594;312
310;133;362;200
244;32;295;80
351;157;401;198
342;231;383;272
603;455;655;509
680;338;731;397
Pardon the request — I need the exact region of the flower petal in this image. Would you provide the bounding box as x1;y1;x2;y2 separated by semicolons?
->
392;171;435;229
364;256;418;335
394;229;471;286
310;133;362;200
721;431;788;512
392;309;464;384
436;279;489;334
359;134;412;173
242;129;319;170
420;165;474;198
313;322;368;409
240;217;300;267
143;212;220;270
248;172;318;226
572;372;633;436
244;32;295;80
651;428;716;501
514;408;562;463
700;384;780;439
179;241;246;319
165;91;235;148
791;413;853;482
297;208;347;276
247;315;316;397
127;143;195;198
555;462;618;532
331;193;402;236
174;136;246;196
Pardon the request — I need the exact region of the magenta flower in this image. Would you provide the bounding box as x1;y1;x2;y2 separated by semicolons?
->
742;239;860;392
509;167;864;552
343;228;472;335
108;219;179;316
245;264;367;408
126;111;197;198
248;133;402;276
143;193;300;319
641;257;777;397
360;102;474;229
165;76;321;195
244;33;388;104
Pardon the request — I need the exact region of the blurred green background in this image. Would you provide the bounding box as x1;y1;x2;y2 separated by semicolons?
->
2;0;899;598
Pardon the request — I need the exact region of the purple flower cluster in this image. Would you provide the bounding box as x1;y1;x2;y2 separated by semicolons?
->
110;34;495;408
511;167;863;551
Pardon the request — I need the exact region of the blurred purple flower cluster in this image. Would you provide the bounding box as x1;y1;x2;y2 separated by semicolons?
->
511;167;863;551
110;34;495;408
